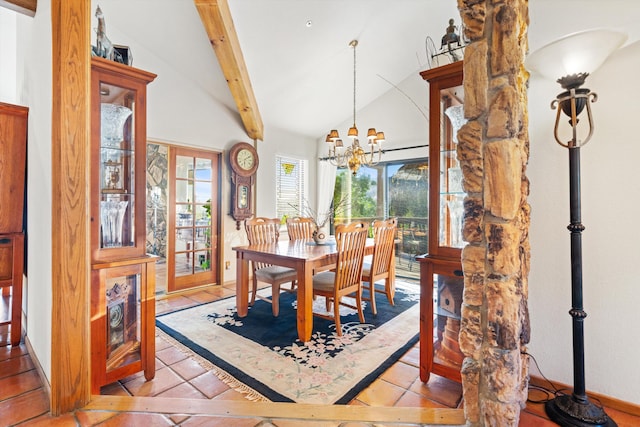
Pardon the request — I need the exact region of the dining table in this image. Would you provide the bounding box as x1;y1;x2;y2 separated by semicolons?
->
233;237;382;342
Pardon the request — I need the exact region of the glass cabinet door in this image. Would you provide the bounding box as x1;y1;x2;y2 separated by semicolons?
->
104;264;143;373
99;89;136;249
421;61;465;259
438;85;466;250
91;58;155;262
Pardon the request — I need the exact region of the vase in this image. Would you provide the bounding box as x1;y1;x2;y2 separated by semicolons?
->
101;199;129;247
101;103;132;147
312;226;329;245
444;104;467;143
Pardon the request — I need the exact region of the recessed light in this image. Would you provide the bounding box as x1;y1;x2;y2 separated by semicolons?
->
306;20;312;28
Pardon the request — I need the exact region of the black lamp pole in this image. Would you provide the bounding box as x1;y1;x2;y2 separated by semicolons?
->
544;75;617;427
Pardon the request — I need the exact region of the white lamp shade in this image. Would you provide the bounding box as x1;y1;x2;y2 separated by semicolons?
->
526;29;627;81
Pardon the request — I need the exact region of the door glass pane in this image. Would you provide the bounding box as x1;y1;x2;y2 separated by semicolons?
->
194;250;211;272
195;158;212;180
175;155;193;179
194;182;211;203
175;252;191;277
175;180;192;204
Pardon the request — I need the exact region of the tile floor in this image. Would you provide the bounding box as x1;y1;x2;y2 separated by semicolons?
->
1;282;639;426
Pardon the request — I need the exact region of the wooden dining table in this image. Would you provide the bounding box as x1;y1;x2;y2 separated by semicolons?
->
233;238;379;342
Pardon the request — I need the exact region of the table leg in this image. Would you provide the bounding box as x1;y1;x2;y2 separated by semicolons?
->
236;253;249;317
296;263;314;342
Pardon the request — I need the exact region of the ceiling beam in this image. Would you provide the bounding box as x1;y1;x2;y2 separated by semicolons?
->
194;0;264;141
0;0;36;16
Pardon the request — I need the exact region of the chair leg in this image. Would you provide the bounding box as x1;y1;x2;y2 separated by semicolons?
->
325;296;332;312
356;289;365;323
367;281;377;315
250;276;258;306
271;284;280;316
334;296;342;336
385;277;395;306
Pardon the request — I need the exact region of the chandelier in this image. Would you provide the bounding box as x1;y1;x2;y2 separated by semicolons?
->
326;40;384;175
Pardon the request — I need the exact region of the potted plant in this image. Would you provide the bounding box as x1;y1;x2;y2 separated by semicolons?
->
291;196;349;244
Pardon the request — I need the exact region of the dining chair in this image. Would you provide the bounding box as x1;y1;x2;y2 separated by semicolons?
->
245;217;297;316
362;218;398;315
286;216;315;240
311;221;368;336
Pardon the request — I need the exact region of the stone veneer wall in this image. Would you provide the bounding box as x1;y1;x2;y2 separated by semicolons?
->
146;143;168;259
457;0;531;425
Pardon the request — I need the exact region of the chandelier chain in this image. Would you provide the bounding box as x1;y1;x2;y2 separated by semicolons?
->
325;39;384;175
352;39;357;127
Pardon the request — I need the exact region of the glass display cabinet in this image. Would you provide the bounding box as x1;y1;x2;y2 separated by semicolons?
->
418;61;466;383
90;57;156;393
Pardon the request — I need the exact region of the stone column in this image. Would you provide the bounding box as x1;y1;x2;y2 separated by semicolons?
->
456;0;531;425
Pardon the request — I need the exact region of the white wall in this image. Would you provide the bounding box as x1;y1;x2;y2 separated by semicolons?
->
527;42;640;404
15;3;53;381
0;9;17;103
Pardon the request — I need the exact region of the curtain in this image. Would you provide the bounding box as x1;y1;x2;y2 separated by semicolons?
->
316;160;337;226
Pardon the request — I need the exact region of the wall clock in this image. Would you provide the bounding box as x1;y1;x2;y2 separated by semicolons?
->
229;142;259;229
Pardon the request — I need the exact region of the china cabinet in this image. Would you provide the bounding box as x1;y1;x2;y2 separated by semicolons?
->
90;57;156;393
418;61;465;383
0;102;27;346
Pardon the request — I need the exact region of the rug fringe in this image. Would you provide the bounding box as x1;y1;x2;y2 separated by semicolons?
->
156;327;270;402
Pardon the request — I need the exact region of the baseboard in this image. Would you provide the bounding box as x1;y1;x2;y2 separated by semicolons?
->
24;335;51;401
529;375;640;417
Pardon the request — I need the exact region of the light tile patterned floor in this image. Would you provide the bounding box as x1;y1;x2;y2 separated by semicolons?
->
2;282;639;426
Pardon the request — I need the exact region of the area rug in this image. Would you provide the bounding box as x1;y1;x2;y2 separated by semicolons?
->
156;280;420;405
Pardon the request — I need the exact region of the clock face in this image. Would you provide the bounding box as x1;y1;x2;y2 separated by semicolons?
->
237;149;255;170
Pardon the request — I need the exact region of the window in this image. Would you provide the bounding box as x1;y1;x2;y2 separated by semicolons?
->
275;156;308;221
333;159;428;279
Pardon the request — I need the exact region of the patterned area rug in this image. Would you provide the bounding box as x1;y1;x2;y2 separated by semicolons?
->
156;280;419;404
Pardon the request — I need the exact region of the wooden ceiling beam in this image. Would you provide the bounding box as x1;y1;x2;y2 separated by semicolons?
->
194;0;264;141
0;0;36;16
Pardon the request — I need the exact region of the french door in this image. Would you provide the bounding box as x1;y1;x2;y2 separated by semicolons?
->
167;147;220;292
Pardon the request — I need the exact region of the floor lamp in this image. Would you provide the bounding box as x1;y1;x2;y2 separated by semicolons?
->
526;29;627;427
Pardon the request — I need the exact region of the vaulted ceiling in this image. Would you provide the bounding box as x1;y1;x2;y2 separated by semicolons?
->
5;0;640;142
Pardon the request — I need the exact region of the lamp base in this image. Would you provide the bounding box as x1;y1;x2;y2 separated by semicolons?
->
545;394;617;427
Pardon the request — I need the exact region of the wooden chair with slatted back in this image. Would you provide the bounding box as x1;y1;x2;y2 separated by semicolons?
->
362;218;397;315
311;221;368;336
245;217;297;316
286;217;315;241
